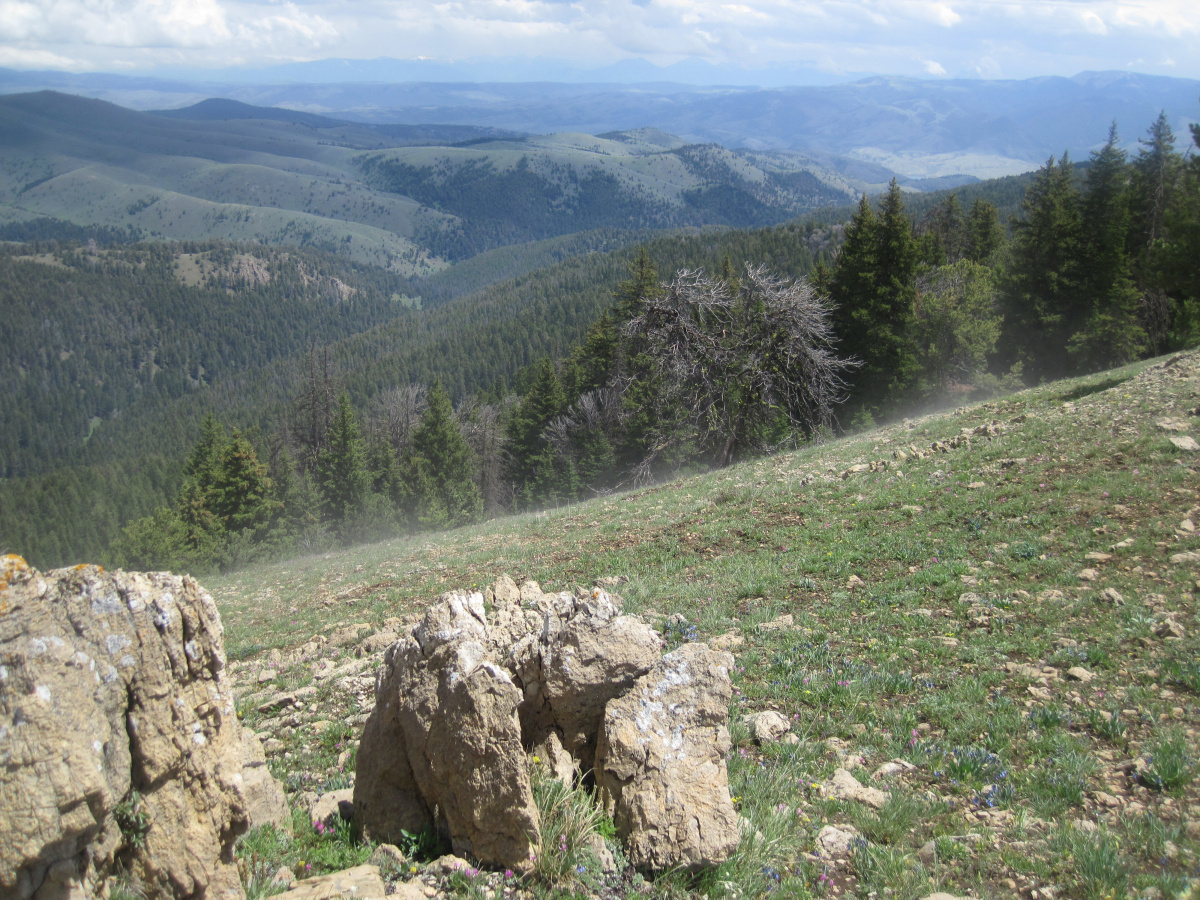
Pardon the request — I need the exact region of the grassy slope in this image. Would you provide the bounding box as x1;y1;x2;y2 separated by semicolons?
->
211;351;1200;899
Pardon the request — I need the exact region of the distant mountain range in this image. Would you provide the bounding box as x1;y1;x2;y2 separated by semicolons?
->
1;66;1196;178
0;92;874;269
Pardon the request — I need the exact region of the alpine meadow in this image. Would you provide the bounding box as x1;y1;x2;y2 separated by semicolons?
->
1;39;1200;900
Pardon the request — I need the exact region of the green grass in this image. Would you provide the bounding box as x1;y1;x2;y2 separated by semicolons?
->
210;351;1200;899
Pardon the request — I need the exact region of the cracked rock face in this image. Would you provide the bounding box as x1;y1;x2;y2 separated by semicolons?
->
0;556;250;900
357;578;725;872
355;589;540;870
594;643;741;873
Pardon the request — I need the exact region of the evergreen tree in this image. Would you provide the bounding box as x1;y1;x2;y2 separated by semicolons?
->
317;392;370;523
829;182;919;415
210;430;277;533
913;260;1001;388
506;358;567;498
1002;154;1084;379
966;199;1004;264
402;380;482;529
1069;125;1146;370
1131;112;1184;351
1154;113;1200;348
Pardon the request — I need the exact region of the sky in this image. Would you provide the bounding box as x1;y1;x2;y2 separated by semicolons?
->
0;0;1198;83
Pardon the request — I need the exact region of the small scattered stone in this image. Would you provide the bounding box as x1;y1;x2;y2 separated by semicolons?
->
1078;568;1100;582
815;824;859;858
747;710;791;744
823;768;888;808
368;844;406;870
273;865;386;900
874;759;916;780
1098;587;1124;605
1085;551;1112;562
1066;666;1095;683
756;614;794;632
710;630;744;650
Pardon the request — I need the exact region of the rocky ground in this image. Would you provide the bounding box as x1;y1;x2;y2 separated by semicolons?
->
215;351;1200;900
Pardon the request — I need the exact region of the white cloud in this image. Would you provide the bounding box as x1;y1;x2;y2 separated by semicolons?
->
0;0;1197;79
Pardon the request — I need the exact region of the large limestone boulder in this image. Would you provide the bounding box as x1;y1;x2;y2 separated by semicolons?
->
0;556;249;900
355;591;540;870
595;643;741;872
355;578;733;875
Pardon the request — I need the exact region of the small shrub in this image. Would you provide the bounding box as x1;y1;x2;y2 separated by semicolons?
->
1139;733;1196;792
1058;826;1129;900
530;765;611;887
1086;709;1127;743
114;791;150;850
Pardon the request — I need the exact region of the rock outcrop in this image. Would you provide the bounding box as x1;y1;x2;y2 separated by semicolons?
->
0;556;252;900
355;578;735;873
594;643;742;872
355;590;541;869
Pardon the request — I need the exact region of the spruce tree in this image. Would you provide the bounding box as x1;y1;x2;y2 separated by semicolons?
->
1069;125;1146;370
829;183;919;415
210;430;277;533
317;392;369;524
966;199;1004;264
505;358;566;495
403;380;482;529
1002;154;1084;379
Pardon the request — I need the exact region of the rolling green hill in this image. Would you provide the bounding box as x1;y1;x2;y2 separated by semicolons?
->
0;92;871;273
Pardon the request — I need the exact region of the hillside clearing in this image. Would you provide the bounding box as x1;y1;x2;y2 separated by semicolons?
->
213;351;1200;899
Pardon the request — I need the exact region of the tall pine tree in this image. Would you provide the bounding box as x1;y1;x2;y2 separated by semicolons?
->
317;393;369;524
1069;125;1146;370
1002;154;1084;379
402;380;482;529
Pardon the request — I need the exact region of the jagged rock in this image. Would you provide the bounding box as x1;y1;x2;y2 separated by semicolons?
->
530;729;577;785
240;729;293;834
358;577;739;875
595;643;740;872
273;865;386;900
747;710;791;744
0;557;248;900
540;592;662;763
310;788;355;830
822;768;889;808
355;590;539;869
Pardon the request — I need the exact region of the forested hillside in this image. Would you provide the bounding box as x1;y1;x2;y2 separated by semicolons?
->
3;108;1198;574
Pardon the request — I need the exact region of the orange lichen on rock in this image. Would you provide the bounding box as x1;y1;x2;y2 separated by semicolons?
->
1;553;30;586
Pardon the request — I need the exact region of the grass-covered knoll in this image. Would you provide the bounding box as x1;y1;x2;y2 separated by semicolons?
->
213;351;1200;899
359;135;858;259
0;91;861;271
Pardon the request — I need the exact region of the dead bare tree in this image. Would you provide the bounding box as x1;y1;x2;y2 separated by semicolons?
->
371;384;427;455
621;264;854;477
